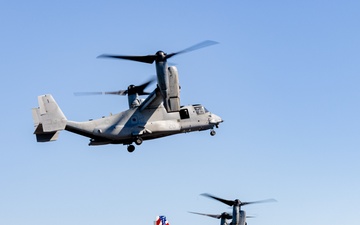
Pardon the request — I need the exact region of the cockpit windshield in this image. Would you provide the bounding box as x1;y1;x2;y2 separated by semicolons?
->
194;105;209;115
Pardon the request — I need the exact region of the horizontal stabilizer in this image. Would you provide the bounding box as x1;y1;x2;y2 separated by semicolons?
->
33;123;60;142
36;131;60;142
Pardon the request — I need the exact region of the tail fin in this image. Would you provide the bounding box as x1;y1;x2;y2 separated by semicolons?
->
32;94;67;142
155;216;170;225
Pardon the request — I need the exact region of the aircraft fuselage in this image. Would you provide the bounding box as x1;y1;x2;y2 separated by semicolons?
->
65;101;222;146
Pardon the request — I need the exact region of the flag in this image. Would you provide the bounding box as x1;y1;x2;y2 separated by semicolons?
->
156;215;170;225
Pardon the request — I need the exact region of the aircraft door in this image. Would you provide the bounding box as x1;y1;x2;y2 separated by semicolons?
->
179;108;192;131
179;108;190;120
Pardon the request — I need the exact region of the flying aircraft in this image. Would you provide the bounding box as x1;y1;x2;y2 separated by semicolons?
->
189;193;276;225
31;41;223;152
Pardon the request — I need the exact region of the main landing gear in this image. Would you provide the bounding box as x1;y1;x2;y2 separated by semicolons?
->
126;137;143;153
210;129;216;136
127;145;135;152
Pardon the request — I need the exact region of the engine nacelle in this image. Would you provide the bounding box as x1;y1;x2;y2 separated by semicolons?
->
166;66;180;112
128;93;141;108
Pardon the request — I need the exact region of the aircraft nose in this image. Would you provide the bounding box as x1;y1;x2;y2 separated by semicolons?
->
209;114;223;125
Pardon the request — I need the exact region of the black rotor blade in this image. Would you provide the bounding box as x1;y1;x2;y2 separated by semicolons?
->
240;198;277;206
246;216;256;218
189;212;232;220
74;78;154;97
132;78;155;95
104;90;128;95
202;194;276;207
74;90;127;96
189;211;221;219
98;40;218;64
220;212;233;220
74;91;104;96
201;193;235;206
97;54;157;64
166;40;218;60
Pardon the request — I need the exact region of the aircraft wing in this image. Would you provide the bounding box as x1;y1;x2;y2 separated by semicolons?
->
139;87;163;111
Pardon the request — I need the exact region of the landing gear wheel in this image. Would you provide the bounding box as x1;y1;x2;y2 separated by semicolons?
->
210;130;216;136
127;145;135;153
135;137;143;145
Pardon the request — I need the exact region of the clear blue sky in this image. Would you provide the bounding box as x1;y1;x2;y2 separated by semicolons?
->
1;1;359;225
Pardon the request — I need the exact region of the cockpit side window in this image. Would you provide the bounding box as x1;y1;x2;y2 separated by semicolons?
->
180;108;190;119
194;105;206;115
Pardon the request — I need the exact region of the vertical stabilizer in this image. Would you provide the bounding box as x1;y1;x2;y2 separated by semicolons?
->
31;94;67;142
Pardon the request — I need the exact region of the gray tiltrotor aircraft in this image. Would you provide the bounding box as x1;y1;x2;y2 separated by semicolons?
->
190;193;276;225
31;41;223;152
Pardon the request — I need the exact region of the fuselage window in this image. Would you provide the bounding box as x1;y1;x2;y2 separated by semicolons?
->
180;108;190;119
194;106;205;115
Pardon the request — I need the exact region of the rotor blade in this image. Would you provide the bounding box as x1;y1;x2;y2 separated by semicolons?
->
74;91;104;96
74;90;127;96
241;198;277;206
104;90;128;95
189;212;221;219
97;54;157;64
74;77;154;97
97;40;218;64
132;78;155;95
201;193;235;206
166;40;218;59
220;212;233;220
189;211;232;220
